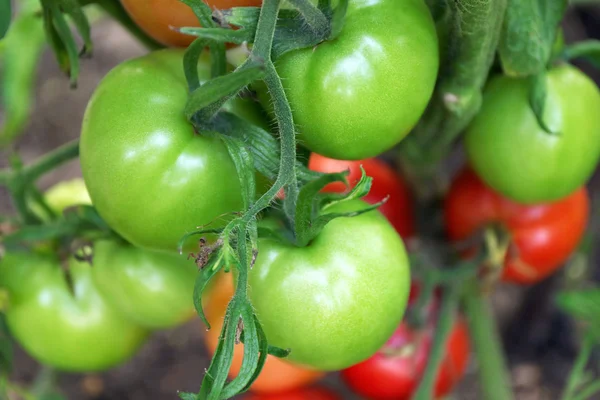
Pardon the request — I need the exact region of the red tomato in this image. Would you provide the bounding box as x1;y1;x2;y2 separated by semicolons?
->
341;310;469;400
243;387;340;400
308;153;414;238
444;167;589;284
120;0;262;47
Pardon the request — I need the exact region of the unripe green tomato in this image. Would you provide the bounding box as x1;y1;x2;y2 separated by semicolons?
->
0;252;148;371
80;49;269;252
91;239;197;329
249;200;410;370
466;64;600;203
261;0;439;160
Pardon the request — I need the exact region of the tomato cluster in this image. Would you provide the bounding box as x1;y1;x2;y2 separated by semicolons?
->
4;0;599;398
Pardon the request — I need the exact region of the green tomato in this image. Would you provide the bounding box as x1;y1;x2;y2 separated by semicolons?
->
80;49;268;252
0;252;148;371
273;0;438;160
249;200;410;370
466;65;600;203
91;239;197;329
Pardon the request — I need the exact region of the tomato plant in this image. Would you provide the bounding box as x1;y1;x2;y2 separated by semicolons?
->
248;200;410;371
0;252;148;372
120;0;263;47
342;317;469;400
91;239;198;329
80;49;267;252
203;273;325;393
308;153;414;238
444;168;589;284
272;0;438;160
465;65;600;203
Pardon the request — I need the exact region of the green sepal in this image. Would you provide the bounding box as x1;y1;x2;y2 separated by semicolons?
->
185;66;265;120
293;168;376;246
177;228;224;255
220;136;256;209
192;255;224;329
529;72;558;135
184;38;210;91
57;0;92;56
178;27;253;45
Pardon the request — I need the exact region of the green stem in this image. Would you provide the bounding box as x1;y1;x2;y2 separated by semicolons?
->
562;332;595;400
20;139;79;184
463;285;514;400
287;0;330;36
31;366;57;397
412;284;460;400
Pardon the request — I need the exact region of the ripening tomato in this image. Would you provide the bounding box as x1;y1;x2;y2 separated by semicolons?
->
0;252;148;371
270;0;438;160
308;153;414;238
80;49;268;252
203;273;325;393
249;200;410;370
341;316;469;400
465;65;600;203
120;0;263;47
444;168;589;284
243;387;341;400
92;239;198;329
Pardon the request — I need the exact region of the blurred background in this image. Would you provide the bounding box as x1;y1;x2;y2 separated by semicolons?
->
2;2;600;399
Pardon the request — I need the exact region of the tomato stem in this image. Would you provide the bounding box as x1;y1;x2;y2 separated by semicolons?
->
412;283;460;400
463;284;514;400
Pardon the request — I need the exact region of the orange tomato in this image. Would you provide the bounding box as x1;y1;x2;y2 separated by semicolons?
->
120;0;263;47
203;273;325;393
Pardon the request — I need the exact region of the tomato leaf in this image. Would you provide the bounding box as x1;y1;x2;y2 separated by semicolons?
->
499;0;567;77
561;40;600;70
556;289;600;338
529;72;558;135
0;0;10;40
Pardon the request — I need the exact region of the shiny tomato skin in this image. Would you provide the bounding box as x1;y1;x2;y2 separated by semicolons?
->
91;239;198;329
249;200;410;370
243;387;341;400
203;274;325;393
0;252;148;371
120;0;263;47
444;168;589;284
273;0;438;160
308;153;415;238
80;49;267;252
466;65;600;203
341;318;469;400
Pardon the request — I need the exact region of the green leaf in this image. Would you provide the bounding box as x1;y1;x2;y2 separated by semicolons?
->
561;40;600;70
529;72;558;134
556;289;600;337
0;0;10;39
0;314;13;374
178;392;198;400
185;66;265;120
0;10;46;146
499;0;567;77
